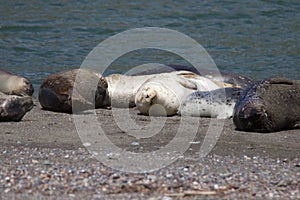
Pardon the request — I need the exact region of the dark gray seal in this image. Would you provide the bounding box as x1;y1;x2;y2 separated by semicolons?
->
0;92;33;122
38;69;108;113
233;78;300;132
0;70;34;96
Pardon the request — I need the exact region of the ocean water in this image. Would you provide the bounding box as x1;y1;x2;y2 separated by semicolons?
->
0;0;299;94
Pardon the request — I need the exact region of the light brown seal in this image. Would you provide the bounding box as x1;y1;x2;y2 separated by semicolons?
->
0;70;34;96
38;69;108;113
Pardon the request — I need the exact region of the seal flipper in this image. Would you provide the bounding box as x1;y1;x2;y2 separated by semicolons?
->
171;71;198;90
177;79;198;90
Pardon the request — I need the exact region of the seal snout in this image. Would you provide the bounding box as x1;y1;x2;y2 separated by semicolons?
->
21;78;34;96
233;97;267;132
138;86;157;104
0;94;34;121
135;86;158;115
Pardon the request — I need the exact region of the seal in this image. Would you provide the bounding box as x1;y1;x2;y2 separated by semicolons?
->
179;87;243;119
0;92;34;122
0;70;34;96
233;78;300;132
134;71;235;116
38;69;108;113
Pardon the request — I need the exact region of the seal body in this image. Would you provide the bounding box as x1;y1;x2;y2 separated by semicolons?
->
38;69;108;113
0;70;34;96
179;87;243;119
134;71;234;116
233;78;300;132
105;73;157;108
0;92;33;122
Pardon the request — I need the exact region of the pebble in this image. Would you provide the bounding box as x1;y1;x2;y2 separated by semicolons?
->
0;146;298;200
131;141;140;146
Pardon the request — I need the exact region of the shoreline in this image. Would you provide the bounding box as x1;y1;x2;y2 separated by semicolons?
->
1;99;299;158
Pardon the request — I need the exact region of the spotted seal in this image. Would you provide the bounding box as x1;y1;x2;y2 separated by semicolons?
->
0;70;34;96
233;78;300;132
0;92;33;122
134;71;235;116
179;87;243;119
38;69;108;113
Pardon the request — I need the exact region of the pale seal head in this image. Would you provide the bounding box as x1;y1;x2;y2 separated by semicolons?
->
0;70;34;96
15;77;34;96
233;78;300;132
135;82;179;116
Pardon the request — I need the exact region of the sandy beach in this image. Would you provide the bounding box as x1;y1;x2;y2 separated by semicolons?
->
0;99;299;199
1;0;299;199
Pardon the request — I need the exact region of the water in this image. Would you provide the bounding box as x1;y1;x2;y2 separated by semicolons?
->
0;0;299;94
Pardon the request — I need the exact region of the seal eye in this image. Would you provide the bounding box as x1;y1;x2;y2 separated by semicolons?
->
24;80;29;85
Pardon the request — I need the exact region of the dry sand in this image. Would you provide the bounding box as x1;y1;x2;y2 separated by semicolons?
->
0;99;299;199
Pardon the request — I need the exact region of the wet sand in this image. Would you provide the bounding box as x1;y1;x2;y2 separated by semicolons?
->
0;99;299;199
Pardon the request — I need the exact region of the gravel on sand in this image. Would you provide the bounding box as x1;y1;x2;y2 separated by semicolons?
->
0;100;299;199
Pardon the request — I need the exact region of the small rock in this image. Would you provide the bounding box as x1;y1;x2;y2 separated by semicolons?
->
131;141;140;146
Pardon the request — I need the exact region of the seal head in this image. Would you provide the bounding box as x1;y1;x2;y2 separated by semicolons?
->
0;92;34;122
16;77;34;96
0;70;34;96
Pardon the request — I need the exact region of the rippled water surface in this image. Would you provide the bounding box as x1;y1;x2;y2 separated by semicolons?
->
0;0;299;92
